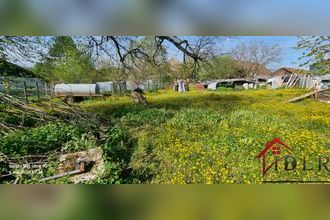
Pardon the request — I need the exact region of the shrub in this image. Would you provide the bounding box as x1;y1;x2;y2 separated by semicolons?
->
104;125;136;164
0;161;9;175
0;122;81;156
61;133;97;153
88;161;122;184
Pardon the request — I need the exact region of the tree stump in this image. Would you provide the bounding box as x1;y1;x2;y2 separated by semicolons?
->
131;88;147;105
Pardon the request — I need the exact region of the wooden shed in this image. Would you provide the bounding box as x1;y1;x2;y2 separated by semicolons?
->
272;68;308;82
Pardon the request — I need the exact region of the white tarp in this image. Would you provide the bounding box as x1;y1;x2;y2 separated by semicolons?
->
242;83;249;90
54;84;100;95
207;82;218;90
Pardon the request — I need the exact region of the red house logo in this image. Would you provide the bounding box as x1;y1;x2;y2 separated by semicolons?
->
256;137;291;176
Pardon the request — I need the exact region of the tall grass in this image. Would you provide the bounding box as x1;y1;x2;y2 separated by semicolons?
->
81;89;330;183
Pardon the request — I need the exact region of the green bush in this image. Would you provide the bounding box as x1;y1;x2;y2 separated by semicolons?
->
0;161;9;175
88;161;122;184
0;122;81;156
104;125;136;164
61;133;97;153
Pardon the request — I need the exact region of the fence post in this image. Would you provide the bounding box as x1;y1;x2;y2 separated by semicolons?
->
36;81;40;100
44;83;47;97
23;81;28;103
314;81;318;99
51;83;55;98
4;80;11;95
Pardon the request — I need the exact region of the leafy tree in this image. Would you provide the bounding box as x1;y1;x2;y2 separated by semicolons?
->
200;56;243;80
126;37;171;83
179;58;200;81
95;66;124;82
139;36;167;64
33;36;95;83
1;36;227;81
30;58;54;81
297;36;330;75
48;36;77;58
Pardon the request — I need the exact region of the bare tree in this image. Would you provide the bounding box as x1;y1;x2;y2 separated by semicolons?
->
231;39;282;77
0;36;49;63
1;36;227;81
83;36;224;80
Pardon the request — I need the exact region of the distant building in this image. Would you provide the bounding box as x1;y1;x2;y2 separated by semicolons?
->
272;67;308;76
272;67;309;82
236;61;272;78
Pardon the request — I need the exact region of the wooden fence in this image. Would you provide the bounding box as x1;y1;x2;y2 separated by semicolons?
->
285;74;315;89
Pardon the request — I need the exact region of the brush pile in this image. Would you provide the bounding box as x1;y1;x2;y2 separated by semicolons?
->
0;92;97;134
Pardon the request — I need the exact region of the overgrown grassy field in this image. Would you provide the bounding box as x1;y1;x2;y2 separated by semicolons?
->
0;88;329;183
81;88;330;183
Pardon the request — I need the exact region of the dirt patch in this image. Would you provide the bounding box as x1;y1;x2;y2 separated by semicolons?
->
56;147;104;183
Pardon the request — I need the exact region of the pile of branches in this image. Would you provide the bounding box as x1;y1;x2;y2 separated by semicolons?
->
0;93;98;134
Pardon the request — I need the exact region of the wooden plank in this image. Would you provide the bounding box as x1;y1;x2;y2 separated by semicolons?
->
285;74;293;88
290;75;299;88
302;76;307;88
292;78;299;88
318;99;330;104
286;75;293;88
286;88;330;103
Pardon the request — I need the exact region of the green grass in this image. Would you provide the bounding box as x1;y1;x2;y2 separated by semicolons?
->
1;88;328;183
80;89;330;183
